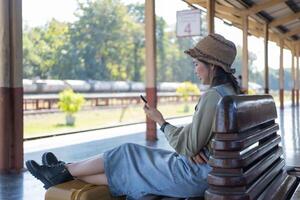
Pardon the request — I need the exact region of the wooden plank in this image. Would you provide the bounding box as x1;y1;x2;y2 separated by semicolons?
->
243;0;286;16
257;170;288;200
207;0;215;34
211;124;279;151
206;159;285;200
208;149;282;187
272;175;298;200
283;27;300;38
214;123;278;141
215;3;241;16
209;135;281;168
246;158;284;199
214;95;277;133
211;167;243;175
186;0;206;4
291;183;300;200
205;188;247;200
211;147;282;176
270;12;300;27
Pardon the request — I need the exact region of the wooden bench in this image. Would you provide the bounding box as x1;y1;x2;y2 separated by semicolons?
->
46;94;300;200
205;94;300;200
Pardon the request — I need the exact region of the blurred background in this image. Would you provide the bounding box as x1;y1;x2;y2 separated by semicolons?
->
22;0;289;140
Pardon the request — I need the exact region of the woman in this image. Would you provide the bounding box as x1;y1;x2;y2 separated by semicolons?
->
26;33;241;199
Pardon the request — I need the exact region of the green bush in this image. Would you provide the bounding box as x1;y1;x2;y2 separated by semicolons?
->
176;81;200;112
58;89;85;125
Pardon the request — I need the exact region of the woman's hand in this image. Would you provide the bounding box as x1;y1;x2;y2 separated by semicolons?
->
143;104;166;126
190;152;208;164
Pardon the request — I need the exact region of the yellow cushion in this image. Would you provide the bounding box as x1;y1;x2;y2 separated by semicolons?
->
45;180;125;200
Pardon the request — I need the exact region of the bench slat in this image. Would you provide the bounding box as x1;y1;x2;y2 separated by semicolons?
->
214;95;277;133
257;170;288;200
208;158;284;189
257;171;298;200
208;148;282;186
213;122;277;141
211;124;279;151
206;159;285;199
209;135;281;168
290;183;300;200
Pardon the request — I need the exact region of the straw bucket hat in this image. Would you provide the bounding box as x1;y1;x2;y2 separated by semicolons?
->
184;33;237;73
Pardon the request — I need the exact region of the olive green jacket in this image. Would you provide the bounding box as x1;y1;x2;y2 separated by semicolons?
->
164;83;236;157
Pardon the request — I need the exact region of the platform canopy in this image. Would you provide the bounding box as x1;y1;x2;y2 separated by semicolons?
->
185;0;300;51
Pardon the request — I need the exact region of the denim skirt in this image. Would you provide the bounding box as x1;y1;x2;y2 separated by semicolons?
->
102;143;211;200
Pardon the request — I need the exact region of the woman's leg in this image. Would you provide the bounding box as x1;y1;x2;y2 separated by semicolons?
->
77;173;108;185
66;155;105;177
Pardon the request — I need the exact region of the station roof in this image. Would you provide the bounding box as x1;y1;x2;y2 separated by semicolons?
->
185;0;300;52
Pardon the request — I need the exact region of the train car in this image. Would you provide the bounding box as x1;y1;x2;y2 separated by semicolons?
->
65;80;91;93
110;81;131;92
129;82;145;92
23;79;38;93
91;81;113;92
36;80;67;93
158;82;181;92
22;79;199;94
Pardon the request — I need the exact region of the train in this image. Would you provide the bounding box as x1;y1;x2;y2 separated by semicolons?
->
23;79;192;94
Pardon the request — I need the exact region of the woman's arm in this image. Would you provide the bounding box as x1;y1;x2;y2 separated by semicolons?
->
143;90;221;157
163;90;222;156
143;104;166;126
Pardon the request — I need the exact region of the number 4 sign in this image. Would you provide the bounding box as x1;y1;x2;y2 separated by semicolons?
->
184;23;191;35
176;9;202;37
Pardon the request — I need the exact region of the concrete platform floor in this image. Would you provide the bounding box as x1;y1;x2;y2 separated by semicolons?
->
1;106;300;200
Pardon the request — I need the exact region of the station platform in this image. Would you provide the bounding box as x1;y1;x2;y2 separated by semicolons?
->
1;106;300;200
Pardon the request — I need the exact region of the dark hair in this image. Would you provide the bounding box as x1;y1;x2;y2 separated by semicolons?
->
210;65;242;94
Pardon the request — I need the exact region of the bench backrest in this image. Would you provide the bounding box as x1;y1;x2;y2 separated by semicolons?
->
205;95;298;200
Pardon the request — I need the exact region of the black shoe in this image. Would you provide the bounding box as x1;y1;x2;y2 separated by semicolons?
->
42;152;65;166
26;160;73;189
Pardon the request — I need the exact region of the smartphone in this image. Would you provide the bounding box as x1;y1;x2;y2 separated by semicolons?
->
140;95;148;104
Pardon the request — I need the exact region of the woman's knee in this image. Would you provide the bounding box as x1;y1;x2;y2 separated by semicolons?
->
119;143;136;150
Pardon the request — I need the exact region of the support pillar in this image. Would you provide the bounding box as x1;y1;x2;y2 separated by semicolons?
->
0;0;23;172
264;23;269;94
242;15;249;93
296;45;299;106
279;39;284;109
207;0;215;34
292;47;295;106
145;0;157;141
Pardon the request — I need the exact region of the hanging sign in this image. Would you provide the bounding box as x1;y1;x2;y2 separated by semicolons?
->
176;9;202;37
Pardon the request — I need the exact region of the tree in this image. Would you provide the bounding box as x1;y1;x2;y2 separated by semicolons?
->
126;3;145;81
52;0;146;81
22;1;200;82
23;20;69;78
156;17;167;81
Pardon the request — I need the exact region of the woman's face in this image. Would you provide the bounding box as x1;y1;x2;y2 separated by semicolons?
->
193;60;210;84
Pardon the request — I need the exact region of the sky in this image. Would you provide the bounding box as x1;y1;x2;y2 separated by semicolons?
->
22;0;294;73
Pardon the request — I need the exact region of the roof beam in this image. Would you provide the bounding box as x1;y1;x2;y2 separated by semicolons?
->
216;3;242;16
186;0;243;15
283;27;300;38
184;0;293;50
269;12;300;27
243;0;286;16
185;0;206;4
